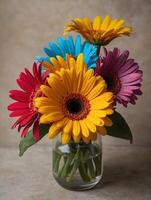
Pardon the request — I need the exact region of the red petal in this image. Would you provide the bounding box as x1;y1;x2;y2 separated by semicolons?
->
17;78;33;92
11;112;33;128
24;68;37;88
20;112;37;127
33;120;40;140
19;72;35;89
8;102;29;111
9;90;30;102
33;63;42;85
21;122;32;137
9;109;30;117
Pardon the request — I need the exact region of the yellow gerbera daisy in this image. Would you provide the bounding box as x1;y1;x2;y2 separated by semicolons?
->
42;54;74;75
64;15;132;45
35;54;114;144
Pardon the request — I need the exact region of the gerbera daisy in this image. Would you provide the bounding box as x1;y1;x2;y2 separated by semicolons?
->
35;35;98;68
95;48;143;107
35;54;114;144
64;16;132;45
8;63;45;140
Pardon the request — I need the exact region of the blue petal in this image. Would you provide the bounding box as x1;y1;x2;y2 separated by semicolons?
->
67;36;75;56
57;37;70;58
83;43;93;63
35;56;50;63
75;35;82;57
43;48;55;57
48;42;63;57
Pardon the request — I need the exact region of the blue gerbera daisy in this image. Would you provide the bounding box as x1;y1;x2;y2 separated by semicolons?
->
35;35;98;68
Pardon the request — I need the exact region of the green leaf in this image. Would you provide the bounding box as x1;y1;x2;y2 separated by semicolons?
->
19;124;50;157
107;111;133;143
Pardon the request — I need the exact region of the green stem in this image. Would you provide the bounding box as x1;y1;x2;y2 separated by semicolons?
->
93;154;102;176
65;148;80;182
53;150;62;174
87;159;96;179
58;154;73;178
79;162;90;182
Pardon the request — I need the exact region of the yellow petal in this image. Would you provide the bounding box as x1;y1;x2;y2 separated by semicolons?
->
83;118;96;133
79;120;89;137
48;123;60;139
76;53;84;73
114;19;125;29
56;56;67;68
38;106;61;114
107;19;118;30
86;80;106;100
73;120;81;137
90;99;111;110
88;110;107;118
63;120;73;134
100;15;111;30
93;16;102;30
81;76;96;96
61;68;72;93
83;17;92;29
40;85;52;98
55;117;68;128
83;69;94;83
50;57;62;69
87;114;104;126
73;134;81;143
61;132;71;144
40;112;64;123
35;97;54;108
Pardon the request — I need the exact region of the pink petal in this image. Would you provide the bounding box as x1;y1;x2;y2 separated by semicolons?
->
119;64;139;78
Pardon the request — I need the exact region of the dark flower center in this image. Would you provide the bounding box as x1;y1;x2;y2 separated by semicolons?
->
62;93;90;120
104;77;115;91
103;74;121;95
66;99;83;114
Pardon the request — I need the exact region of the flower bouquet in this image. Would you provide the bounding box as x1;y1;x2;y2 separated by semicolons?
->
8;16;143;190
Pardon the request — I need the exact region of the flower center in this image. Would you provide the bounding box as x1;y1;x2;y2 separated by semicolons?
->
62;93;90;120
104;74;121;94
29;88;42;111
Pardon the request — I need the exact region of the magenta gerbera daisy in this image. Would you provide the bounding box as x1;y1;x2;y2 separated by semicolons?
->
8;63;45;140
95;48;143;107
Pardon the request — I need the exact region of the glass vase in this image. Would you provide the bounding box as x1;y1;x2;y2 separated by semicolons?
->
52;136;103;191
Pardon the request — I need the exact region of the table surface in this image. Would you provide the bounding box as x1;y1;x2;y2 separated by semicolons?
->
0;144;151;200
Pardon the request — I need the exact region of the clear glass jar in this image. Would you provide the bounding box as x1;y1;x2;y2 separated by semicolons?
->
52;136;103;191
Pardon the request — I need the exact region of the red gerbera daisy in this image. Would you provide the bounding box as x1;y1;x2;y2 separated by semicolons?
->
8;63;45;140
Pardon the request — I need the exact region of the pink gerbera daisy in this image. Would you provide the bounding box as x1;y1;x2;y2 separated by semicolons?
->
95;48;143;107
8;63;45;140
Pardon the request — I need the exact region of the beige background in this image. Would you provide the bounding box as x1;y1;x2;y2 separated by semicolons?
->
0;1;151;199
0;0;151;147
